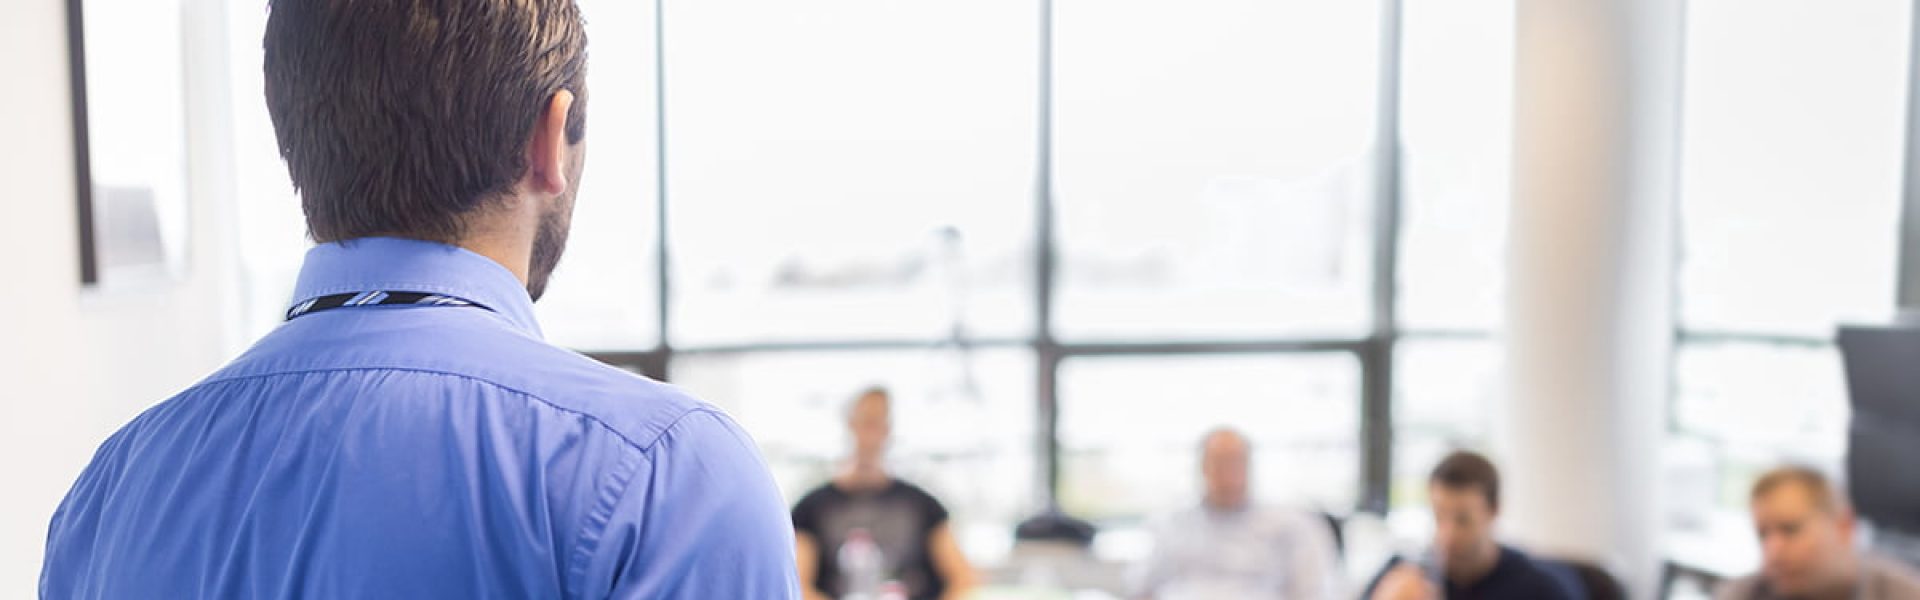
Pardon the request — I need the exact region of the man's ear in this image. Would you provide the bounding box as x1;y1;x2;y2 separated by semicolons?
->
525;90;576;197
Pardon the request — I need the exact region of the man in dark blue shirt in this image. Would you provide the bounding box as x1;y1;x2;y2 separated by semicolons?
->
1364;451;1581;600
41;1;800;597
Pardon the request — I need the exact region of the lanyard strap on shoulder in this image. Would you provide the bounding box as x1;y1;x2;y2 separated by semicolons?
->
285;291;490;321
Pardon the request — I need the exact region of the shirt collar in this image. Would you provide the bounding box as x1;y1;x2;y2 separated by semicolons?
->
290;236;543;338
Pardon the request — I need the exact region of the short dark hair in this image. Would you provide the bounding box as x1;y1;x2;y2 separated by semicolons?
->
1430;450;1501;512
264;0;589;243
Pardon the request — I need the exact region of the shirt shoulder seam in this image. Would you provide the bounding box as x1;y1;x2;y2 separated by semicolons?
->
194;365;710;453
566;408;733;593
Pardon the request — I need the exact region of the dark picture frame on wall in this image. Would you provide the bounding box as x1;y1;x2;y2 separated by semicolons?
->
64;0;192;288
65;0;96;284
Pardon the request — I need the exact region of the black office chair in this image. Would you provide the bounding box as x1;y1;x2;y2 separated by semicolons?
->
1014;509;1096;547
1541;558;1625;600
1658;560;1727;600
1570;560;1626;600
1318;511;1345;558
1839;326;1920;542
1008;510;1111;591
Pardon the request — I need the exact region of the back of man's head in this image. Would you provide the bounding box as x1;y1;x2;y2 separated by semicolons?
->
264;0;588;243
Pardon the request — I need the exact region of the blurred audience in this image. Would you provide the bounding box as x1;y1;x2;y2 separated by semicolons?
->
1131;427;1341;600
1716;466;1920;600
792;387;978;600
1364;451;1579;600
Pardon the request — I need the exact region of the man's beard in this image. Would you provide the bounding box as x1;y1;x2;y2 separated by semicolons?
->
525;190;574;302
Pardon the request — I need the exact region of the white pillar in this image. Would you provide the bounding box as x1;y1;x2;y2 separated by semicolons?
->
1502;0;1680;595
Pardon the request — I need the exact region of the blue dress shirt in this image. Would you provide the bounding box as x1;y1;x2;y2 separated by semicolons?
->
42;237;801;599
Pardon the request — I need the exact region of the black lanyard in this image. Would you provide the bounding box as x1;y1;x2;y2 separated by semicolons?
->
285;291;491;321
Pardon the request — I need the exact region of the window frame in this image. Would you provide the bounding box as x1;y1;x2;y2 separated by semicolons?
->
582;0;1415;518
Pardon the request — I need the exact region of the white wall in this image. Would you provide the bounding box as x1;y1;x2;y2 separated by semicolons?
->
0;0;241;594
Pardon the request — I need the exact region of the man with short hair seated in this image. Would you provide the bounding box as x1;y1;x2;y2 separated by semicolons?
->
1364;451;1580;600
1716;465;1920;600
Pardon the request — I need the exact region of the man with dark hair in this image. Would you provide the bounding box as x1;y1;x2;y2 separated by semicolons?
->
40;1;800;597
1717;466;1920;600
1364;451;1579;600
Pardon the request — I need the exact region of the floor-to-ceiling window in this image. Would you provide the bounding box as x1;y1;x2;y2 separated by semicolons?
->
219;0;1532;562
1670;0;1912;520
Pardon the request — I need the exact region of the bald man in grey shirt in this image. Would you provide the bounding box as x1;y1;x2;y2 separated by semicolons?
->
1716;466;1920;600
1132;429;1340;600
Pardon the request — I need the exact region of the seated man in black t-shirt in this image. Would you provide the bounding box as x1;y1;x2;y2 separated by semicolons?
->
792;387;978;600
1365;451;1581;600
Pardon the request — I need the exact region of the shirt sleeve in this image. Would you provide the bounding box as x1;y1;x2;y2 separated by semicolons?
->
1282;511;1343;600
792;488;821;540
915;485;951;531
1130;515;1178;598
1360;555;1406;600
573;410;801;599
